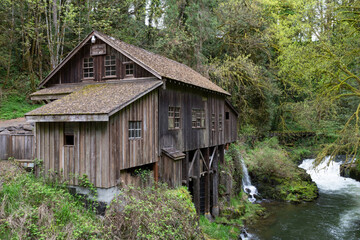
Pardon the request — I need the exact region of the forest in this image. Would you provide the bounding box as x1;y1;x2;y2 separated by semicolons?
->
1;0;360;239
1;0;360;159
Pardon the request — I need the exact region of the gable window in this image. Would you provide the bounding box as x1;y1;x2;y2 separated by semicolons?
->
129;121;142;139
192;109;205;129
169;107;181;129
211;114;216;131
64;124;74;146
125;63;134;76
83;57;94;79
105;55;116;76
219;114;223;131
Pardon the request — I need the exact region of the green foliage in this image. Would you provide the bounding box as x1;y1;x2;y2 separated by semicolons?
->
105;184;201;239
243;138;318;202
200;215;240;240
0;163;105;239
0;93;42;120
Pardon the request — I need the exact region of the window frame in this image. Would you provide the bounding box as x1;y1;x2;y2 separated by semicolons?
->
104;55;116;77
83;57;94;79
219;113;223;131
129;121;142;140
168;106;181;130
211;113;216;131
124;62;134;77
192;108;206;129
64;123;75;146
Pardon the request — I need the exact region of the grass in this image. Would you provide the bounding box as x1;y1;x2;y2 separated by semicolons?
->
0;161;203;239
0;94;42;120
0;161;104;239
200;216;240;240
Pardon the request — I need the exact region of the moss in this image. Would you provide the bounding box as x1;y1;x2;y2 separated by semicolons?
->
243;138;319;203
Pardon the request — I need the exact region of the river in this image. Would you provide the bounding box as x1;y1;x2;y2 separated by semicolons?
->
247;158;360;240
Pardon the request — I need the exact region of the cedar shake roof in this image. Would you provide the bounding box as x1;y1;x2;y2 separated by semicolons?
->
26;80;162;118
39;31;229;96
30;84;84;99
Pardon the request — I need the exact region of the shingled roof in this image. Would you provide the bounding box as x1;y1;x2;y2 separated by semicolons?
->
39;31;229;96
26;80;162;122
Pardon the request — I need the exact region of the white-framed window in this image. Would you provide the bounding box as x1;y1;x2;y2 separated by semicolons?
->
129;121;142;139
83;57;94;79
105;55;116;76
192;109;205;129
169;107;181;129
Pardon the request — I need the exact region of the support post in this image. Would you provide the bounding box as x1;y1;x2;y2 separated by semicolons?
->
153;161;158;183
204;147;211;220
212;147;219;217
219;145;224;164
182;152;189;187
193;149;200;214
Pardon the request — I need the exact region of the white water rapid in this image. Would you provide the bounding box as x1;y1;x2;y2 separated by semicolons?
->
241;159;258;203
299;157;360;193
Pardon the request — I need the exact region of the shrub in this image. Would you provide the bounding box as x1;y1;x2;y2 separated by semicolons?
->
243;138;318;202
104;184;202;240
0;161;105;239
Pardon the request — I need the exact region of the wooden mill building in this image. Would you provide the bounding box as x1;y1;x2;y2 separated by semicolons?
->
26;31;238;216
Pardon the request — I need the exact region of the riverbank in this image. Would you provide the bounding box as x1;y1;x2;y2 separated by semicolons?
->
247;158;360;239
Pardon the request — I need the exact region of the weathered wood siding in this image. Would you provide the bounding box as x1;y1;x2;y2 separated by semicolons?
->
46;39;153;86
109;90;159;183
36;122;111;188
159;155;182;187
0;134;34;160
224;103;238;143
159;81;226;152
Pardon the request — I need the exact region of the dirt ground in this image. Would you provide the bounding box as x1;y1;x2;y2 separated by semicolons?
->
0;117;27;128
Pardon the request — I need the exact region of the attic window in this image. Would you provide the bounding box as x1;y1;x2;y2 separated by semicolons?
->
83;58;94;79
105;55;116;76
125;63;134;76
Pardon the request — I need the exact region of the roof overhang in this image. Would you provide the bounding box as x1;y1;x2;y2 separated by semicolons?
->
162;148;186;161
26;114;108;123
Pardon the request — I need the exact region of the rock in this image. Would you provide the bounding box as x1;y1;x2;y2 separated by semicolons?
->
0;127;5;132
0;130;11;135
23;124;34;131
6;126;16;132
16;131;26;135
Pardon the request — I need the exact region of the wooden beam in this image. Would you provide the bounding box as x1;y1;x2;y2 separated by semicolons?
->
212;146;219;217
204;148;211;218
193;149;200;214
182;152;189;187
188;150;198;177
209;146;217;169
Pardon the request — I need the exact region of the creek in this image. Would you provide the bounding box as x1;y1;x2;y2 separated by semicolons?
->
246;157;360;240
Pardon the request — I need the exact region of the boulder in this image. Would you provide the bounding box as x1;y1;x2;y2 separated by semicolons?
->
23;124;34;131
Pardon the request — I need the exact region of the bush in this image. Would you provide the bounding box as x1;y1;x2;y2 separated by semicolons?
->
105;184;202;240
0;162;104;239
243;138;318;202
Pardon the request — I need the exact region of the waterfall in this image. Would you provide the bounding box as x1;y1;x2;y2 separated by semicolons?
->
241;158;258;203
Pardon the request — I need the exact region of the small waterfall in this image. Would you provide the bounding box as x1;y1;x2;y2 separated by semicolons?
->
241;158;258;203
